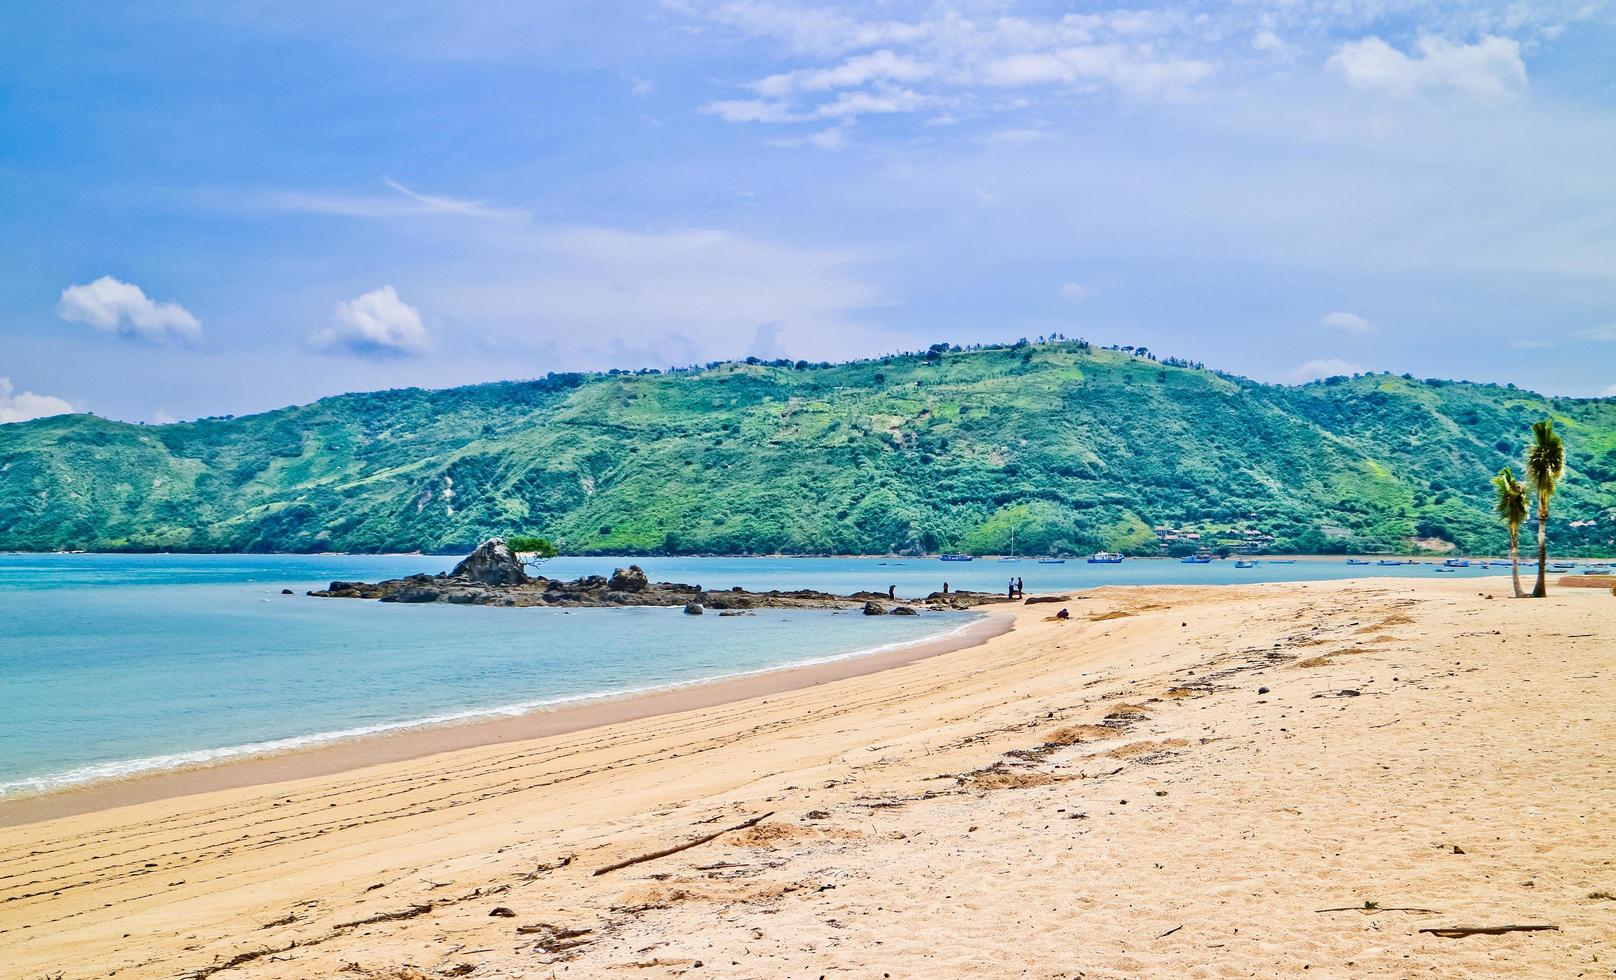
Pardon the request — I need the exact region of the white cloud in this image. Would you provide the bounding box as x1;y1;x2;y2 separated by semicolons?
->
1601;383;1616;397
982;46;1212;98
702;98;802;123
810;87;925;119
1289;358;1363;382
307;286;430;358
753;49;932;96
1060;281;1089;300
0;377;75;424
1327;35;1527;100
1576;322;1616;341
1321;310;1372;333
56;276;202;345
1252;30;1286;54
698;5;1216;135
151;408;179;425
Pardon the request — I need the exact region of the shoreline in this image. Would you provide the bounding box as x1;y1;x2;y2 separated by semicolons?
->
0;609;1014;828
2;579;1609;979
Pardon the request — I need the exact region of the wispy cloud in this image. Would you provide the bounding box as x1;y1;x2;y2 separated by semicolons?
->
57;276;201;345
695;3;1218;130
249;178;529;221
0;377;75;424
1576;322;1616;341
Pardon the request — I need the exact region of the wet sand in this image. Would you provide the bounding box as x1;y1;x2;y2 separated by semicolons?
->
1;578;1611;978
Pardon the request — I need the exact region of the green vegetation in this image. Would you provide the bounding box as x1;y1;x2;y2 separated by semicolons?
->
505;535;558;558
506;534;558;572
1525;419;1568;596
1;342;1612;556
1491;466;1528;597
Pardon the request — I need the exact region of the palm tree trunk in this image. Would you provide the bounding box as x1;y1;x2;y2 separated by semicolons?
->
1532;498;1548;598
1509;527;1524;598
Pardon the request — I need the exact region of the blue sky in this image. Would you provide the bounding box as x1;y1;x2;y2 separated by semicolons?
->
3;1;1615;423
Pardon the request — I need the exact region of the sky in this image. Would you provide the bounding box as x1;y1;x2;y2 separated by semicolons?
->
2;0;1615;424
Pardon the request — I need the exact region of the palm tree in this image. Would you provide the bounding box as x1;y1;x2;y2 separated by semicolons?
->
1525;419;1566;598
1491;466;1528;598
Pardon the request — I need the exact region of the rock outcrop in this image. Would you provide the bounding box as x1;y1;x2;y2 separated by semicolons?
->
608;565;650;592
450;538;529;586
309;540;1009;612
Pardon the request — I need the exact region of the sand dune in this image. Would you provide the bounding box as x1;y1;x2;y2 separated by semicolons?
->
1;579;1611;978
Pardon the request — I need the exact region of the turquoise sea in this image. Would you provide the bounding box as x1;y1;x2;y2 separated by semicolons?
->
0;553;1510;798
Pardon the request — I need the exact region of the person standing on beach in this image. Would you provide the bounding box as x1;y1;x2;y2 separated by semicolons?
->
1016;576;1024;597
1008;579;1015;599
888;584;896;600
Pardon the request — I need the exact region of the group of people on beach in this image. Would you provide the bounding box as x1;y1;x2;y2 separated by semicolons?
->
1008;576;1024;599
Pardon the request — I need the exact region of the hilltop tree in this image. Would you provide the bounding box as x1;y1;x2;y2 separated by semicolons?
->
1525;419;1566;598
506;534;559;572
1491;466;1528;598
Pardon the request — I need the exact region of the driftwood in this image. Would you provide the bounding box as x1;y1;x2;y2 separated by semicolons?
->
1419;924;1559;938
592;812;775;876
518;855;574;880
1316;905;1441;915
1156;924;1183;938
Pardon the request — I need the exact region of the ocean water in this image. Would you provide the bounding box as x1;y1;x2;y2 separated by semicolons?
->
0;552;1511;798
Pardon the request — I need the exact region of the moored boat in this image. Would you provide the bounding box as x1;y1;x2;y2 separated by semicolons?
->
939;554;975;562
1087;552;1125;564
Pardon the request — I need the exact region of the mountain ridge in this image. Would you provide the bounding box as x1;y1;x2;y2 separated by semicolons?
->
3;341;1613;556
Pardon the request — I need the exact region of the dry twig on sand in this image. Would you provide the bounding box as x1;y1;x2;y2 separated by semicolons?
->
1315;906;1441;915
1419;924;1559;937
591;812;775;876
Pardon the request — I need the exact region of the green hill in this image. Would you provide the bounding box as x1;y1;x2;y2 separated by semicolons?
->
3;342;1613;556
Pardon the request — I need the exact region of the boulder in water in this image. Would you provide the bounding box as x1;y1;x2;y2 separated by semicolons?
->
863;600;887;616
684;602;704;615
451;539;529;587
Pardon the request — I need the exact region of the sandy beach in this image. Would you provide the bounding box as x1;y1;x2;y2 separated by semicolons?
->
2;577;1612;978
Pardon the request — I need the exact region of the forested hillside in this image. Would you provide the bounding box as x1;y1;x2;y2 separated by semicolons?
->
3;342;1613;556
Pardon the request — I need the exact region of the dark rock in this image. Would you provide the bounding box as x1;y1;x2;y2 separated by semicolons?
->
488;906;516;918
1257;686;1270;695
280;589;294;595
863;601;887;615
608;565;650;592
384;584;446;603
684;602;704;615
891;606;918;615
1024;594;1070;604
451;538;529;587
